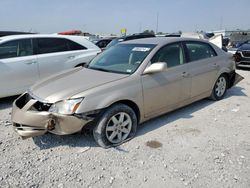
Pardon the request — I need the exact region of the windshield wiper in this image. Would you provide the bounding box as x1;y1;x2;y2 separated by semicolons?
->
88;66;130;75
89;67;111;72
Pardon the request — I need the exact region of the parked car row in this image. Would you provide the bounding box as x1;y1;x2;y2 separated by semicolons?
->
92;33;156;50
105;33;155;49
10;37;243;148
0;34;101;98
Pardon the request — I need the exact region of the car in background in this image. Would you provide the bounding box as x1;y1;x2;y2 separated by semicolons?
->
0;31;35;37
94;38;116;50
165;33;181;37
0;34;101;98
105;33;155;49
11;37;242;148
234;40;250;68
227;47;238;55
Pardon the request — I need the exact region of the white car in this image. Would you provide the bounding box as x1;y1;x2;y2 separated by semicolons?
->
0;34;101;98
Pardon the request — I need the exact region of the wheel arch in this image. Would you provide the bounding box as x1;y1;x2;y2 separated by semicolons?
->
217;68;235;89
109;100;141;124
74;63;87;67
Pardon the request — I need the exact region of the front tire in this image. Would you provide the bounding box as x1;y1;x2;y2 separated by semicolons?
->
93;104;137;148
210;74;228;101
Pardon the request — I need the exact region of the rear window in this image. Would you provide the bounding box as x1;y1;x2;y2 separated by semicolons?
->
185;42;217;62
37;38;86;54
37;38;68;54
67;40;87;51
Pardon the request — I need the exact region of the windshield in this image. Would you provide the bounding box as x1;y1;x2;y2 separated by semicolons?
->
88;43;155;74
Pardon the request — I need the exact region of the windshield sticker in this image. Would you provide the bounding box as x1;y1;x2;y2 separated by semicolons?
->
132;47;151;52
126;69;132;73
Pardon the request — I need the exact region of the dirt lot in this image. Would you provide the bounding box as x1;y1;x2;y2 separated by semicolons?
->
0;69;250;188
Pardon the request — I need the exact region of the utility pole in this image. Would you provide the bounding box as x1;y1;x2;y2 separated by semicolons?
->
156;12;159;34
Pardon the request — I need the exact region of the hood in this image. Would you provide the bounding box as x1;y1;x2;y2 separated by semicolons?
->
30;68;129;103
238;43;250;51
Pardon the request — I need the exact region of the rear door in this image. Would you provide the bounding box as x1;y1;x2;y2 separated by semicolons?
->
0;39;39;97
184;41;219;98
142;42;191;117
35;37;88;79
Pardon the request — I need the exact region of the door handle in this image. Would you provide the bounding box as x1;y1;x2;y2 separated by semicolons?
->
182;72;190;77
212;63;219;68
25;60;37;65
67;55;75;59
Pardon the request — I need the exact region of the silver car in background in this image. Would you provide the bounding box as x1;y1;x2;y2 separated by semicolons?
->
11;37;243;148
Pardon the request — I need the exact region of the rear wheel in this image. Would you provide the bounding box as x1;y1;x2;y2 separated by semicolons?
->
210;74;228;100
93;104;137;148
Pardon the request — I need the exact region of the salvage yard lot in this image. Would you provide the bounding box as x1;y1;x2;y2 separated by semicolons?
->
0;70;250;188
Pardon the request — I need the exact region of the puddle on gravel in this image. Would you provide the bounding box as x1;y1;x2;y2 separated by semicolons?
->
146;140;162;148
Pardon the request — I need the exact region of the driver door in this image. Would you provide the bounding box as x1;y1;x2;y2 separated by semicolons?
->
141;43;191;118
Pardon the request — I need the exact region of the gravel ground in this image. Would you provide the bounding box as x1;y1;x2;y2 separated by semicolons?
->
0;69;250;188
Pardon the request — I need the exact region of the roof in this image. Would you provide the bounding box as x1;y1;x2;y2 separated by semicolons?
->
0;34;84;41
122;37;207;45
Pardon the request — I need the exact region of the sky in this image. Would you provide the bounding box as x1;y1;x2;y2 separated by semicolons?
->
0;0;250;35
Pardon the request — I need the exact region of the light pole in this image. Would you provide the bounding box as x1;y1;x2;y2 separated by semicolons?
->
156;12;159;34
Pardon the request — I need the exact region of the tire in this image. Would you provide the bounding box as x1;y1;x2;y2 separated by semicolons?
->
210;74;228;101
93;104;137;148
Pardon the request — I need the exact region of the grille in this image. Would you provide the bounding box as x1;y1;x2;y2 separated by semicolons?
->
242;51;250;57
239;62;250;65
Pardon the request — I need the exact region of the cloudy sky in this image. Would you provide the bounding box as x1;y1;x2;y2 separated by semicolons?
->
0;0;249;34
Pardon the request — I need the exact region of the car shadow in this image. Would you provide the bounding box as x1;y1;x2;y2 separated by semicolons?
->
33;86;246;150
225;86;246;98
32;130;98;150
0;96;18;110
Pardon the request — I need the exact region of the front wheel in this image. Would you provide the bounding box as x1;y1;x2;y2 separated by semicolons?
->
210;74;228;100
93;104;137;148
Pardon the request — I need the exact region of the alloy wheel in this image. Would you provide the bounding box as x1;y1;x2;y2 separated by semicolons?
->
215;77;227;97
105;112;132;144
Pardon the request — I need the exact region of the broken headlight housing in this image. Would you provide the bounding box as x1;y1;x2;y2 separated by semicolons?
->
49;98;83;115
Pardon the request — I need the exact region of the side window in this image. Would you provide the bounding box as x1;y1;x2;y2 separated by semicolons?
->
0;39;33;59
0;40;18;59
37;38;69;54
18;39;33;57
67;39;87;51
151;43;185;68
185;42;217;62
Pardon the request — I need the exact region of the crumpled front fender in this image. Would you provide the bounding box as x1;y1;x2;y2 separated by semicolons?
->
229;71;244;88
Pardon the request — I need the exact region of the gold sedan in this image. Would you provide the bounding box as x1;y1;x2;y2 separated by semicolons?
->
12;37;243;148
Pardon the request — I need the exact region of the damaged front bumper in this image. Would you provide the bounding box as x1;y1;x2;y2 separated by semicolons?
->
11;93;93;139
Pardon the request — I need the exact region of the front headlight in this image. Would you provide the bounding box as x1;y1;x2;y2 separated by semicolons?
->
49;98;83;115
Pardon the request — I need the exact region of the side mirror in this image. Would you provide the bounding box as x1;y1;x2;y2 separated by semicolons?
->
143;62;168;75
